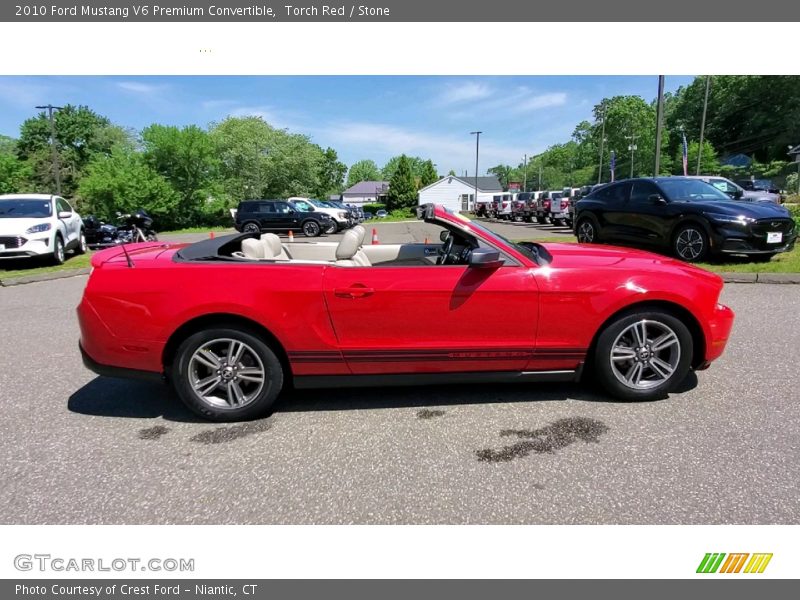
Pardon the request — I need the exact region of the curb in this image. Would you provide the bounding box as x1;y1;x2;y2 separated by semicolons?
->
720;272;800;284
0;268;91;287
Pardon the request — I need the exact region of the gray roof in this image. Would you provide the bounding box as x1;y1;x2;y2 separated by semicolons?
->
342;181;389;195
422;175;503;192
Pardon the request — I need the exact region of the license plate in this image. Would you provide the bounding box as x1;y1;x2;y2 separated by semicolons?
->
767;232;782;244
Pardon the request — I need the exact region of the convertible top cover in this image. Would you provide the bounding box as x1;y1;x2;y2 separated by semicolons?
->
175;232;256;261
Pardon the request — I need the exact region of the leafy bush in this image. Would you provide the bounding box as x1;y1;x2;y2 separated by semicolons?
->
362;203;386;213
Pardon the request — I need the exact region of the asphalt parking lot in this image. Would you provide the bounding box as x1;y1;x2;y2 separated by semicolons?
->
1;267;799;524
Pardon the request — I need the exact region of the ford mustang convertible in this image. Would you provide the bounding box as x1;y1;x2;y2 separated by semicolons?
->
77;203;734;421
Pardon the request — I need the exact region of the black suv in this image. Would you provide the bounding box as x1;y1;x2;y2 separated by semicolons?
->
573;177;796;262
234;200;333;237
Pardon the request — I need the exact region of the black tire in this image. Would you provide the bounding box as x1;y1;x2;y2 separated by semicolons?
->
302;220;321;237
752;253;776;263
324;221;337;235
576;217;599;243
242;222;261;234
593;309;693;402
673;223;709;262
172;326;284;422
75;230;88;255
52;235;65;265
536;216;547;224
146;232;159;242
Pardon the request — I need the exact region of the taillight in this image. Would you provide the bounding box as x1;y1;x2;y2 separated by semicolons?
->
544;200;551;209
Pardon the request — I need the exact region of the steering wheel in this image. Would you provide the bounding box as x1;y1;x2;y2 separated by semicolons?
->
437;233;455;265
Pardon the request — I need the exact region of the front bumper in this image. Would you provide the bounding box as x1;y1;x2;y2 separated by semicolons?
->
701;302;735;366
0;234;53;259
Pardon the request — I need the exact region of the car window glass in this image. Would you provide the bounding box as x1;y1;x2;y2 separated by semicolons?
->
259;202;275;212
629;181;661;204
274;202;291;214
56;198;70;213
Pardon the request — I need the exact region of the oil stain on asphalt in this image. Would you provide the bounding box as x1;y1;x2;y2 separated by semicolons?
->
476;417;609;463
190;420;272;445
138;425;170;440
417;409;446;420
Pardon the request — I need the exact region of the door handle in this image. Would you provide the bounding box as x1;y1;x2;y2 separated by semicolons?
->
334;286;374;298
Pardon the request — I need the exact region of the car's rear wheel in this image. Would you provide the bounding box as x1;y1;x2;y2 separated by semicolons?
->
243;222;261;234
593;310;693;402
673;224;708;262
52;235;65;265
576;218;599;243
302;220;321;237
172;327;284;421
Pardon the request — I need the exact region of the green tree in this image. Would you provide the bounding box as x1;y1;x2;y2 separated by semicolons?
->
78;147;180;226
382;155;426;181
346;159;381;187
17;105;122;196
0;153;34;195
674;140;720;175
447;169;456;176
419;159;439;188
313;147;347;198
386;155;417;211
142;124;217;225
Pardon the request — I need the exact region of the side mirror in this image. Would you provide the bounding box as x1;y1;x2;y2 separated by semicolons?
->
58;210;72;219
468;247;504;268
439;230;449;242
648;194;667;206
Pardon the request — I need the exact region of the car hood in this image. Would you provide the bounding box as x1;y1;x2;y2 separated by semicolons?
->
541;242;721;282
678;199;790;219
0;217;50;235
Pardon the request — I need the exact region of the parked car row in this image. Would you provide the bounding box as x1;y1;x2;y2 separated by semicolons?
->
235;197;370;237
475;186;597;227
573;176;796;263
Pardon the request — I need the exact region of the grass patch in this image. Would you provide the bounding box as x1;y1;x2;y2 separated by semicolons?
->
159;226;234;235
0;252;92;281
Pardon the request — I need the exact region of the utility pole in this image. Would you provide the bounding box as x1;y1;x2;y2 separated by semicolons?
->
654;75;665;176
523;154;527;192
539;160;543;190
625;133;639;179
470;131;482;210
35;104;63;195
597;102;607;185
789;145;800;195
697;75;711;175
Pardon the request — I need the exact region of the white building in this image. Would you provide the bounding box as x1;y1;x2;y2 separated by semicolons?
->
417;176;503;212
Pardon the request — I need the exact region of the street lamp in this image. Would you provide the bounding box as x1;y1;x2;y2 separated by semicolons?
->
654;75;665;176
470;131;482;209
625;133;639;179
697;76;711;175
597;102;607;184
35;104;63;195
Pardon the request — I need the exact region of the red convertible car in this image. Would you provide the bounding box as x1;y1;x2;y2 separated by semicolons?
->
78;203;734;421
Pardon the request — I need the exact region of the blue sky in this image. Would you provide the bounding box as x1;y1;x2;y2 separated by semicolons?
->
0;75;694;175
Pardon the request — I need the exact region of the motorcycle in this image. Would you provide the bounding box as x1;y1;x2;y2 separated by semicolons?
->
83;215;124;249
116;209;158;243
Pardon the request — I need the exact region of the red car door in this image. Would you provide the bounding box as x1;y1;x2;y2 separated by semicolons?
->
323;264;539;374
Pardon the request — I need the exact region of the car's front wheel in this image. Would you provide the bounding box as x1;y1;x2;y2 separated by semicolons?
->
52;235;65;265
324;221;337;235
302;220;321;237
172;327;284;421
576;218;599;243
593;310;693;402
242;222;261;234
673;224;708;262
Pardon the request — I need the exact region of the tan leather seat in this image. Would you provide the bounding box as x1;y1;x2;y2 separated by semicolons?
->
335;227;371;267
241;237;267;259
260;233;291;260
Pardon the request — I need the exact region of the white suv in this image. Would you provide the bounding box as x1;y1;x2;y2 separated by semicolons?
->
288;197;352;233
0;194;86;264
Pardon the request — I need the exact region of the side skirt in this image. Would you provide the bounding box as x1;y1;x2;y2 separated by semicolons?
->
294;367;582;390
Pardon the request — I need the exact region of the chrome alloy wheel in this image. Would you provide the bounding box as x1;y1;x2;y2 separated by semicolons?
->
675;228;704;260
188;338;266;409
577;220;595;243
609;320;681;390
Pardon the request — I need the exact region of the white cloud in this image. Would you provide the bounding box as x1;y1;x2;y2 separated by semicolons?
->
201;99;239;110
313;121;535;174
0;77;52;108
435;81;494;105
116;81;166;95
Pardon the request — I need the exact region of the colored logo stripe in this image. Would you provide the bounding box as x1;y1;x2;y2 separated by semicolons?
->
697;553;772;574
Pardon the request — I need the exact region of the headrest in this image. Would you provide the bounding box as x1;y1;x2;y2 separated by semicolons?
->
241;237;266;259
352;224;366;242
336;228;362;260
261;233;283;256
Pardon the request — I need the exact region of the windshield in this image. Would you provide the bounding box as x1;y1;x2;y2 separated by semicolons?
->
752;179;773;190
659;179;730;202
445;209;544;263
306;199;326;207
0;199;53;218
